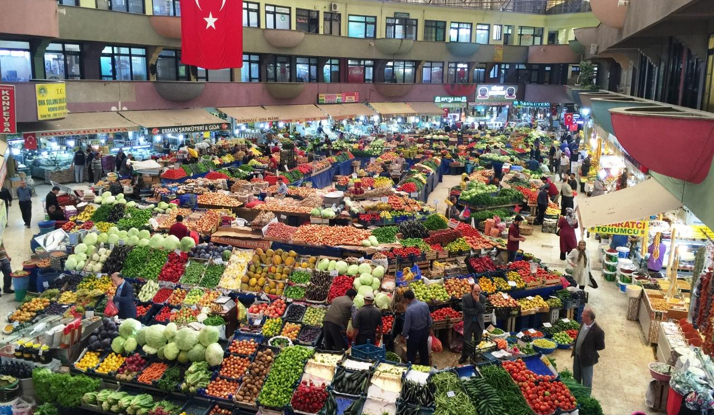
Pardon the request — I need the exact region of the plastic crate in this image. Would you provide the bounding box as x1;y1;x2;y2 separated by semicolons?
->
350;340;385;361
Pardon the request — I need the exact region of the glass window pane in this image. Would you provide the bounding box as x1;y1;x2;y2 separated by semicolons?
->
131;56;147;80
46;43;62;52
366;22;375;38
157;56;177;80
131;48;146;56
209;69;230;81
66;54;81;79
0;50;31;82
44;52;64;79
100;56;112;79
65;44;80;52
348;22;365;38
0;41;30;49
128;0;142;13
276;12;290;29
153;0;172;15
114;56;131;80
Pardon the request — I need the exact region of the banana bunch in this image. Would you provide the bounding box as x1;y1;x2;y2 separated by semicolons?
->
401;267;414;281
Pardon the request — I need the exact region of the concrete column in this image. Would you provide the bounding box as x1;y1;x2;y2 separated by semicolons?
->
81;42;105;80
467;62;477;83
260;54;273;82
374;60;388;83
317;57;329;83
146;46;163;81
415;60;425;84
30;39;52;80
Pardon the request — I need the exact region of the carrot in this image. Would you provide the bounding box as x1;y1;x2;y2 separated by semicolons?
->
137;362;168;384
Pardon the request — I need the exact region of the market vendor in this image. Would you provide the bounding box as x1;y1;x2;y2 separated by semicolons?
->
323;289;357;351
169;215;190;239
446;196;460;220
45;186;64;221
647;232;667;274
507;215;526;262
277;178;289;196
526;156;540;171
399;289;433;365
109;272;136;319
352;293;383;346
459;283;486;364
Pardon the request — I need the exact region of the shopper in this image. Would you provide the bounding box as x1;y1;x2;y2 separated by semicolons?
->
115;149;126;173
277;178;288;196
17;181;32;228
459;283;486;364
549;143;557;172
567;240;590;289
0;187;11;220
558;208;579;260
560;176;574;216
91;151;103;184
352;293;383;346
571;308;605;388
647;233;667;274
526;156;539;172
507;215;526;263
118;154;132;177
169;215;189;239
559;152;570;176
109;272;137;319
568;174;578;195
399;289;433;366
45;186;64;221
0;243;14;295
323;289;357;351
591;178;606;197
580;156;591;192
86;147;95;183
535;185;549;225
544;176;559;203
72;147;86;183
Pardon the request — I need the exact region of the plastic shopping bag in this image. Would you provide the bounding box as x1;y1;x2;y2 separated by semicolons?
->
104;300;118;317
430;335;443;353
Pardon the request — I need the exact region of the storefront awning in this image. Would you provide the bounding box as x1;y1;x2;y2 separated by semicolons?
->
577;179;683;230
119;109;229;135
218;106;278;123
19;112;140;137
407;102;444;116
262;105;327;123
317;103;377;120
368;102;416;116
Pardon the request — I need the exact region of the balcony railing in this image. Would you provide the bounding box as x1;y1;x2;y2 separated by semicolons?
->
381;0;591;14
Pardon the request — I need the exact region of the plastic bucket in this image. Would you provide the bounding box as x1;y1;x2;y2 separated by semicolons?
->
618;272;633;284
603;260;618;273
618;258;633;269
616;246;630;258
626;285;643;298
37;221;56;235
617;280;628;293
605;249;618;262
36;269;59;293
603;270;617;282
11;273;29;302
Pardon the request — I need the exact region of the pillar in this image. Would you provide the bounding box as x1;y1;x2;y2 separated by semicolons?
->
147;46;163;81
30;39;52;80
81;42;105;80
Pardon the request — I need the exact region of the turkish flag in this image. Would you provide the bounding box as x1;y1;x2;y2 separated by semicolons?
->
23;133;37;150
181;0;243;70
564;113;573;127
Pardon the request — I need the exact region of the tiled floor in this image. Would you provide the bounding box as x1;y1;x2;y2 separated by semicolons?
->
0;178;662;413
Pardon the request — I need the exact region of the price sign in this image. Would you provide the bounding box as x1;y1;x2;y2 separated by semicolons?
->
381;197;389;203
448;219;460;229
446;391;455;398
516;332;524;338
280;215;287;220
527;296;534;300
528;328;536;334
330;270;338;277
410;192;418;198
543;322;552;328
508;281;517;287
562;318;570;323
501;292;508;299
42;281;49;289
467;277;475;285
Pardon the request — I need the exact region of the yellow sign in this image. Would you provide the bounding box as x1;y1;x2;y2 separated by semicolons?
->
35;83;67;120
689;225;714;240
494;45;503;63
592;221;649;237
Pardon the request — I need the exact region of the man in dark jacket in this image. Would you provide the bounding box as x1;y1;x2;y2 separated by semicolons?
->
86;148;95;183
110;272;137;319
535;184;549;225
459;284;486;363
580;156;591;192
72;148;86;183
115;149;126;173
0;187;11;220
571;308;605;388
323;289;357;351
46;186;64;220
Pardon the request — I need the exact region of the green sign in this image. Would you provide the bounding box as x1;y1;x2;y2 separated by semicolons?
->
434;96;467;104
394;12;410;18
514;101;550;108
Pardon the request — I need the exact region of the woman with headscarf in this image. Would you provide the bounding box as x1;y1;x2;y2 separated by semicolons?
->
558;208;578;261
591;177;607;197
567;240;590;289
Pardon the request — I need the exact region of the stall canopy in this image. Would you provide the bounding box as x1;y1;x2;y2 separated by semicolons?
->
577;179;683;229
407;102;443;116
317;103;378;120
218;106;278;123
368;102;416;116
119;109;229;135
19;112;140;137
259;105;327;123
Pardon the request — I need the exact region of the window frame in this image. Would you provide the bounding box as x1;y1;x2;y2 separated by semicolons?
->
473;64;486;83
323;58;340;83
266;55;291;82
347;15;376;39
385;60;416;84
243;1;260;28
265;4;291;30
44;43;82;80
386;17;417;40
447;62;470;83
100;46;147;81
421;61;444;84
518;26;544;46
241;54;260;82
449;22;472;43
492;24;502;41
0;41;33;82
109;0;144;14
324;12;341;36
57;0;78;5
347;59;374;83
295;57;318;82
475;23;490;45
196;68;232;82
296;8;319;33
152;0;180;16
156;49;188;81
424;20;446;42
503;25;513;45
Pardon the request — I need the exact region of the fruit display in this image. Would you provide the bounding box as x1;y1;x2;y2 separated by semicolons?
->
198;290;221;307
292;225;372;247
228;339;259;356
262;317;283;338
137;280;160;302
58;291;77;305
235;349;275;405
546;298;562;308
192;243;231;261
302;307;326;326
258;346;314;407
478;277;497;294
170;307;200;324
10;298;50;322
280;322;301;341
75;351;101;371
143;249;170;281
493;277;511;291
152;288;173;304
167;288;187;306
95;353;125;375
291;381;329;414
219;355;250;379
283;285;305;300
116;354;148;381
517;296;549;313
296;326;321;345
487;293;518;308
328;276;354;303
158;252;189;283
219;249;253;290
552;332;573;345
444;278;471;298
532;339;556;349
153;306;173;323
502;360;577;414
284;304;306;321
381;315;394;334
204;377;240;399
431;307;461;321
410;280;450;303
183;288;204;306
506;271;526;289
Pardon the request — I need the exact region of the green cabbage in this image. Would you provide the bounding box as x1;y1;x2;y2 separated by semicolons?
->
124;337;137;353
180;237;196;252
119;319;141;338
128;228;139;237
358;263;372;274
187;344;205;362
145;325;168;349
164;235;180;251
347;265;359;276
75;244;88;254
139;230;151;240
375;293;391;309
164;342;180;361
174;327;198;351
108;234;119;245
358;286;373;297
163;323;177;340
359;273;373;286
138;239;149;247
198;326;219;347
336;261;348;274
178;351;189;364
111;337;126;354
372;266;385;279
205;343;224;367
108;227;119;235
136;328;147;346
128;236;139;246
84;233;98;245
149;234;164;250
353;294;364;308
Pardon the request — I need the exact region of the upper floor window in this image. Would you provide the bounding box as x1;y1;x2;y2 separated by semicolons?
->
473;64;486;83
504;25;513;44
347;59;373;83
242;54;260;82
45;43;81;80
385;61;415;84
153;0;180;16
57;0;77;5
101;46;147;81
296;57;318;82
386;17;417;40
324;13;341;36
492;24;502;41
447;62;469;83
111;0;143;14
197;68;232;82
266;5;290;30
297;9;319;33
244;2;259;28
348;15;376;39
475;24;490;44
450;22;472;43
422;62;443;84
267;55;291;82
0;41;32;82
324;59;340;83
424;20;446;42
519;26;543;46
156;50;188;81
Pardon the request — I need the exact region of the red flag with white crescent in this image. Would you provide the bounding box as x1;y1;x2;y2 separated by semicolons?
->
180;0;243;69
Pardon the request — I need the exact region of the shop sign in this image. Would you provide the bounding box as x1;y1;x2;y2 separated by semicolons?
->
434;96;467;104
690;225;714;240
347;66;364;83
35;83;67;121
151;123;229;135
514;101;550;108
37;127;132;137
475;85;517;101
318;92;360;104
394;12;410;18
0;85;16;134
592;221;648;237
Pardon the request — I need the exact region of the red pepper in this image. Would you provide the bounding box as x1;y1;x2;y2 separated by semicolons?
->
153;306;172;322
328;276;355;302
152;288;173;304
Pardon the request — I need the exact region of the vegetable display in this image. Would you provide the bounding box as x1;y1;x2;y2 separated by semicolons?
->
431;371;476;415
258;346;314;407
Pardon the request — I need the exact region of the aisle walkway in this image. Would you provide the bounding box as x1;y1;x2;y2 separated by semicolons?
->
0;179;660;413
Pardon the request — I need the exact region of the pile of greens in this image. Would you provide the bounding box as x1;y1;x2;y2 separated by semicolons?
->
33;367;101;408
424;214;448;231
560;370;604;415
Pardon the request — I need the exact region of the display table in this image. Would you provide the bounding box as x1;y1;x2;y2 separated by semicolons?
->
639;290;669;344
657;321;686;364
